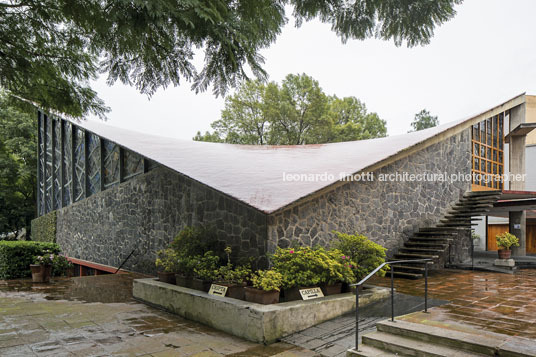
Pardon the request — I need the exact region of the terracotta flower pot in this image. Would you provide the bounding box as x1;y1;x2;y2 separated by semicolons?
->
215;282;247;300
321;282;343;296
282;286;316;302
192;278;212;292
175;274;193;288
244;287;280;305
498;249;512;259
30;264;52;283
157;271;176;285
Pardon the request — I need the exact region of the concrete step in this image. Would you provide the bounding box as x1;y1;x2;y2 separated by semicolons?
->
347;345;399;357
389;265;426;273
405;242;448;248
419;227;463;232
362;331;485;357
400;247;445;254
414;231;457;236
391;271;423;279
394;253;439;260
376;320;497;356
409;237;452;243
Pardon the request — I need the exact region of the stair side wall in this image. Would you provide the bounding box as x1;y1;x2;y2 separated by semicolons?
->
267;129;472;259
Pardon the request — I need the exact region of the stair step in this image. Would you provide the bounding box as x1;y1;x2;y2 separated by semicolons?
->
391;271;423;279
414;231;457;236
390;264;425;272
362;331;485;357
409;238;452;243
419;227;463;232
405;242;448;248
400;247;445;253
376;319;497;356
394;253;439;259
347;345;399;357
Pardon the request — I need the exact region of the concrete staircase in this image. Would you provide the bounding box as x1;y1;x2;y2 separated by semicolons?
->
390;191;501;279
347;319;533;356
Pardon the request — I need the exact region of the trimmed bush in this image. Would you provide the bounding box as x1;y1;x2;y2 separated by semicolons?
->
0;241;60;279
31;211;57;243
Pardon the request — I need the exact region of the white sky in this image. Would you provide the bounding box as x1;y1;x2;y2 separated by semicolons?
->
89;0;536;141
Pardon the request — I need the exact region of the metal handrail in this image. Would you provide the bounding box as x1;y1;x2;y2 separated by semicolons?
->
350;258;433;351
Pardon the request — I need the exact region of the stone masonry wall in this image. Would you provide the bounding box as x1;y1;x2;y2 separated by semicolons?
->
267;129;473;259
56;167;268;274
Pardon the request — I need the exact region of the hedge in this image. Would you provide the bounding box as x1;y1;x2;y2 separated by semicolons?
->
0;241;61;280
31;211;57;243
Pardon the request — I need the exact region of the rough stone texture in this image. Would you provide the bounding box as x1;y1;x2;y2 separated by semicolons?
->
267;129;472;258
56;167;268;274
133;278;390;344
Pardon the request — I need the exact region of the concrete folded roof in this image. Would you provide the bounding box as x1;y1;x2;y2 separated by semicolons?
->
70;117;467;213
66;92;528;214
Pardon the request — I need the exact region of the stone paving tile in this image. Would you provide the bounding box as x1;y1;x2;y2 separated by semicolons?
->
369;268;536;339
0;274;317;357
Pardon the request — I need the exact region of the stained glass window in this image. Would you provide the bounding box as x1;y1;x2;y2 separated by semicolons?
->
53;119;62;210
63;121;73;207
103;140;120;188
45;116;53;213
87;133;101;195
73;127;85;202
124;149;143;179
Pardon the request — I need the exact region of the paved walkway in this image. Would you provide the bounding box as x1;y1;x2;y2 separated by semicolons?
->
0;274;316;357
370;268;536;339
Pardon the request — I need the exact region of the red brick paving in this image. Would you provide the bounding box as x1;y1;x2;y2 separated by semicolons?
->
370;269;536;339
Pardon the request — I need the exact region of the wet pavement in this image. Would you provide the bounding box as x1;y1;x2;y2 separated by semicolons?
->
370;268;536;339
0;274;317;356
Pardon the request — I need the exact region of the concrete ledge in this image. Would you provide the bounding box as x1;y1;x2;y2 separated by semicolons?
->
133;278;389;344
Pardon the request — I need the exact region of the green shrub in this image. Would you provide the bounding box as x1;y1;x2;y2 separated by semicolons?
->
496;232;520;250
332;231;388;280
30;211;57;243
252;270;283;292
193;251;220;281
271;246;356;289
0;241;60;279
155;248;180;273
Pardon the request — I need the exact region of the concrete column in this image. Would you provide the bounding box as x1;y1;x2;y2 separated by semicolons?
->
510;210;526;256
509;104;526;191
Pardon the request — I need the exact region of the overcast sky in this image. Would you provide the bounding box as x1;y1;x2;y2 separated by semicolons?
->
89;0;536;141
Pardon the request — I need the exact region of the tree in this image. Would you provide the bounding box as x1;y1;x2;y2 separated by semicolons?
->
0;93;36;234
194;74;387;145
409;109;439;132
0;0;461;118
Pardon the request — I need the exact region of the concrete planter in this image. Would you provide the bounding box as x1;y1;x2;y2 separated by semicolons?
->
133;278;389;344
157;271;176;285
30;264;52;283
283;286;315;301
244;287;280;305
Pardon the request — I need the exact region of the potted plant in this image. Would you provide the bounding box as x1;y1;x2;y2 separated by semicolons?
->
244;270;283;305
30;250;54;283
155;248;179;284
272;247;327;301
320;249;356;295
52;254;74;277
192;251;219;292
212;247;251;300
496;232;520;259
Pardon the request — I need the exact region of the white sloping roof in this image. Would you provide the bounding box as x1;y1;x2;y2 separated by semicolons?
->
69;117;468;213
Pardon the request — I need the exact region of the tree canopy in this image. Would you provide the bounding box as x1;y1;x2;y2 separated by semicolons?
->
409;109;439;132
0;92;36;234
194;74;387;145
0;0;462;118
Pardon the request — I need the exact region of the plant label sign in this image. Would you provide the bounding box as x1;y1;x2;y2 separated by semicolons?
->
208;284;228;297
299;287;324;300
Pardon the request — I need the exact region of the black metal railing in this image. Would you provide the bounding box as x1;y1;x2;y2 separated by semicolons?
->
350;258;433;351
